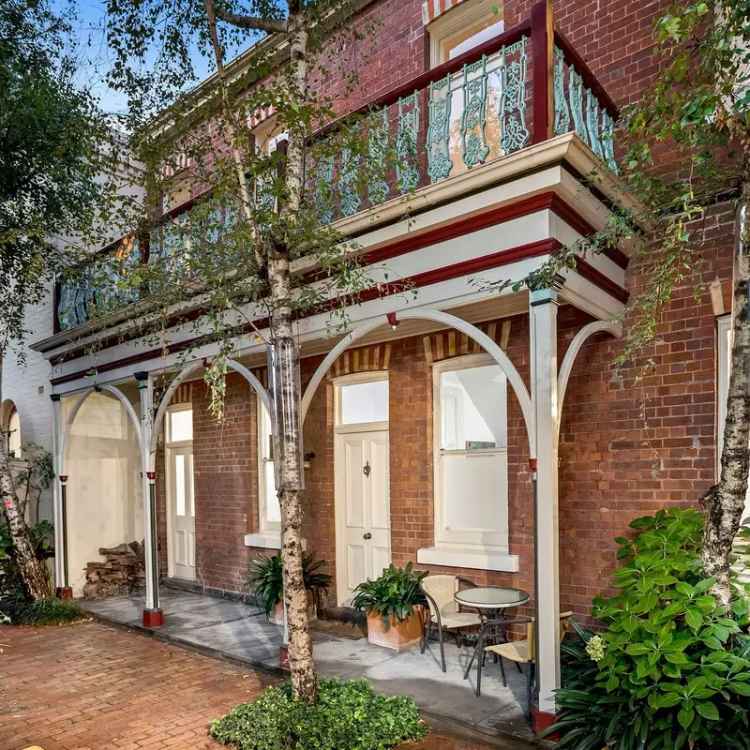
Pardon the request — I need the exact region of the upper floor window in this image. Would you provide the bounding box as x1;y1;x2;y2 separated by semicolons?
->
427;0;504;66
258;400;281;535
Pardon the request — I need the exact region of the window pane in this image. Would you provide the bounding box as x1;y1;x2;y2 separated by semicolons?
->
447;19;504;60
440;365;506;450
265;461;281;524
8;412;20;458
169;409;193;442
175;453;186;516
340;380;389;424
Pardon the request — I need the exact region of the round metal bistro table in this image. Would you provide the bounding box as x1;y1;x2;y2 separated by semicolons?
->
454;586;530;688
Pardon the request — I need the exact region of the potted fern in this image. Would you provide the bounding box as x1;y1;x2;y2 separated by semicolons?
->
247;553;331;624
352;563;427;651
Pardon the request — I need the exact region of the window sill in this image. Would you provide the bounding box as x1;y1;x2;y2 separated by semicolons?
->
417;546;519;572
244;532;281;550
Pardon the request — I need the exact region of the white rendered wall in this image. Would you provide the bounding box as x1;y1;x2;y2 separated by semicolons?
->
62;392;143;596
1;285;55;522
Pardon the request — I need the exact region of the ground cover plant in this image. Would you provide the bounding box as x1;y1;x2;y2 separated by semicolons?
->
547;508;750;749
210;677;426;750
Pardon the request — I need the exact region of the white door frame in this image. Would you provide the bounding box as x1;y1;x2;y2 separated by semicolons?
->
333;371;391;604
164;403;195;580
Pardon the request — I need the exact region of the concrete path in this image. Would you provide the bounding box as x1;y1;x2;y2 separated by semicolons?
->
0;620;536;750
80;588;534;743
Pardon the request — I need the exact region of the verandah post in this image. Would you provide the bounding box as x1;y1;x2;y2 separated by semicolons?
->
50;393;72;598
135;371;164;627
529;283;561;722
531;0;554;145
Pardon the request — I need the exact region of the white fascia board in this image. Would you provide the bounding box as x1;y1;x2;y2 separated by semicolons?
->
560;272;625;322
51;254;550;394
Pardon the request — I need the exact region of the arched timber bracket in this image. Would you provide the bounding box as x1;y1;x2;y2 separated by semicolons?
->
148;357;271;464
60;384;143;475
300;309;535;457
556;319;622;445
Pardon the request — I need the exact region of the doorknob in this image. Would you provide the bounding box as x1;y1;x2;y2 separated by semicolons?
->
363;532;372;540
363;461;371;477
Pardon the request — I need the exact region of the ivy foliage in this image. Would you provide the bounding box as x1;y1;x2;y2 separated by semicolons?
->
546;508;750;749
209;678;427;750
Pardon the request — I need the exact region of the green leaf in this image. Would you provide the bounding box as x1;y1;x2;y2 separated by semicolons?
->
729;682;750;696
685;608;703;630
695;701;720;721
626;643;652;656
678;704;695;730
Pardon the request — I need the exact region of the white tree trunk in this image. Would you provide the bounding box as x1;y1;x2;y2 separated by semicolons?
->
702;181;750;603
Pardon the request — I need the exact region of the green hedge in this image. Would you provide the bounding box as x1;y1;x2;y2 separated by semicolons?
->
6;597;85;625
210;678;427;750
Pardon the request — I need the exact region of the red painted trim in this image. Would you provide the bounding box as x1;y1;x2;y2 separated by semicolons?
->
59;475;68;483
56;586;74;599
143;609;165;627
531;708;558;737
531;1;553;145
576;257;629;303
146;471;156;481
554;30;619;119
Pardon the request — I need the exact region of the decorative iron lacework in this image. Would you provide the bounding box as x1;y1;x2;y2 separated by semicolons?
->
601;111;618;173
461;55;491;168
338;146;361;217
427;75;453;183
396;92;420;194
586;89;604;159
314;155;335;225
499;36;529;154
368;108;390;205
553;46;571;136
568;67;589;146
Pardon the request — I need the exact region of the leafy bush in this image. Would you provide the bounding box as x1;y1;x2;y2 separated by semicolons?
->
547;508;750;750
247;553;331;616
210;678;427;750
0;518;54;610
351;563;426;621
7;597;85;625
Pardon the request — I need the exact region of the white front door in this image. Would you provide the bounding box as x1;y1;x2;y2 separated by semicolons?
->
336;429;391;603
169;445;196;580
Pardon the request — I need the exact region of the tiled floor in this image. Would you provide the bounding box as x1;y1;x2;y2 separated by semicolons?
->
0;619;535;750
80;588;533;742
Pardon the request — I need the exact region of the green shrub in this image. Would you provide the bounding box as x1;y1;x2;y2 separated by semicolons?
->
210;678;427;750
547;508;750;750
351;563;426;622
10;597;85;625
247;554;331;616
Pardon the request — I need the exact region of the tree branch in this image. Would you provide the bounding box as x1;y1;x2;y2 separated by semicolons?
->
213;8;287;34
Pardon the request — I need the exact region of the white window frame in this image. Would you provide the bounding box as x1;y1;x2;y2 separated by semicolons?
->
164;403;194;579
245;396;282;550
418;352;519;572
427;0;504;67
717;314;732;479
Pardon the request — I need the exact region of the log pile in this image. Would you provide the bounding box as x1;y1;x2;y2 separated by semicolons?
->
83;541;145;599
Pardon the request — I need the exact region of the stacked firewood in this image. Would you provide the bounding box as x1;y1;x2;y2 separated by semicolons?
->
82;541;145;599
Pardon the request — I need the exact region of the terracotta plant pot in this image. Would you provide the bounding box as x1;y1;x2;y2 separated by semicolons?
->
366;608;423;651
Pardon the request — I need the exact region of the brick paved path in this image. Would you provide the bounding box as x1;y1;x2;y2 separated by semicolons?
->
0;622;527;750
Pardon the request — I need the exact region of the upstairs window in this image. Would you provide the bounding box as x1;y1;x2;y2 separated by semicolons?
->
427;0;504;66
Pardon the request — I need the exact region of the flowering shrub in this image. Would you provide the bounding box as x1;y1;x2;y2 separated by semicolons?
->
546;508;750;750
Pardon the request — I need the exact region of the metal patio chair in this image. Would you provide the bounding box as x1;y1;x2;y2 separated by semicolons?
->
419;574;482;672
480;611;574;711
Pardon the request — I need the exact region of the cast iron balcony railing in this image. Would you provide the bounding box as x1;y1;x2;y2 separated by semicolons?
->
54;1;618;334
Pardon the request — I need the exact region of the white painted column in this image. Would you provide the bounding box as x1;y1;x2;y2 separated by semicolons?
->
50;393;66;592
529;286;561;715
136;372;163;625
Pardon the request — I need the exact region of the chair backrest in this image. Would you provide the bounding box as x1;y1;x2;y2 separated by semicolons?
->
421;575;458;620
527;611;574;662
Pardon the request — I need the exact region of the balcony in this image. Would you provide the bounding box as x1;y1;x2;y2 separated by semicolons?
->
54;1;618;335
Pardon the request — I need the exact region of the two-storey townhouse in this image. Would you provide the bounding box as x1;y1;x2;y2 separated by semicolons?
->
2;0;739;725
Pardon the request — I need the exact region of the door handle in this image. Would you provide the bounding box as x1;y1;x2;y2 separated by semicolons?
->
363;532;372;540
363;461;371;477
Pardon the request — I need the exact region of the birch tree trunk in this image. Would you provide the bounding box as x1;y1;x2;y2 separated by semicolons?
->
702;179;750;604
267;10;317;703
0;362;52;600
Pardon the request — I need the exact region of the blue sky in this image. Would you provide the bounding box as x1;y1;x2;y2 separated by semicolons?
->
52;0;251;116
